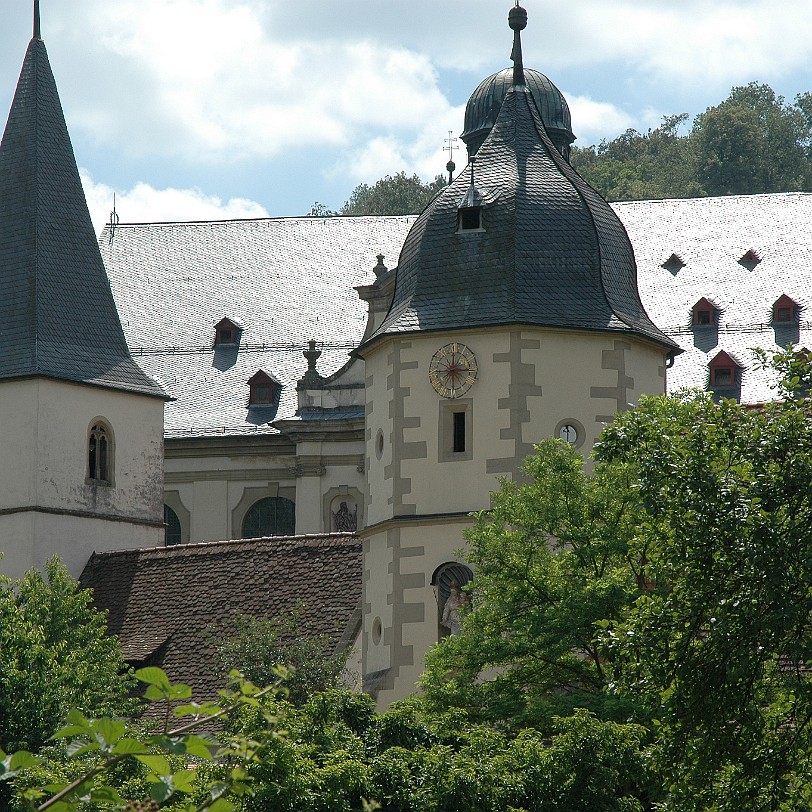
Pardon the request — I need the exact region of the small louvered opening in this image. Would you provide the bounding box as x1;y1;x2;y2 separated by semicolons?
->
458;207;482;231
739;249;761;269
662;253;685;273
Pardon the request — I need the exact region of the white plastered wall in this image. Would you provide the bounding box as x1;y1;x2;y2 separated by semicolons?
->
0;378;165;579
362;327;669;706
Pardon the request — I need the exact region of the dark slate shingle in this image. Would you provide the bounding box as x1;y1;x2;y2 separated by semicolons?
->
0;36;164;398
365;85;678;354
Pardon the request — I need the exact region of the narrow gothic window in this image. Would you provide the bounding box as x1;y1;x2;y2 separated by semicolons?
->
164;505;182;545
88;422;113;484
242;497;295;538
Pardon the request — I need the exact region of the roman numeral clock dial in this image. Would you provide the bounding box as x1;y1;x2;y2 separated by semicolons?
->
428;343;478;398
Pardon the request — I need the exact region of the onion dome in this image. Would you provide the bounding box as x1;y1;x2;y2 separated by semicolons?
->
461;67;575;161
359;6;678;357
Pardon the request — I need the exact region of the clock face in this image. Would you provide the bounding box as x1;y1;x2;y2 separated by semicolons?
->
429;343;478;398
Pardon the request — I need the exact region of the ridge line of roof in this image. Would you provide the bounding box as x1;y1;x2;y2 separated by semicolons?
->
101;214;418;229
86;532;360;559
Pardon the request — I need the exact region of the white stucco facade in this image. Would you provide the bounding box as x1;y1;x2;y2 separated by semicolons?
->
0;378;165;578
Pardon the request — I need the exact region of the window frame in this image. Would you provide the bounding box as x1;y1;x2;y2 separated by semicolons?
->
87;419;114;486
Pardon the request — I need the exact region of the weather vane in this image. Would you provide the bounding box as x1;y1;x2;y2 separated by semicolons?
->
443;130;458;185
108;193;120;245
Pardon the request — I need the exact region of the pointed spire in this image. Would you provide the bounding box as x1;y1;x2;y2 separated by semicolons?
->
508;2;527;87
0;27;166;397
33;0;41;40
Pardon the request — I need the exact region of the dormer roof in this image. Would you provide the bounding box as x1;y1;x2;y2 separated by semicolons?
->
0;26;165;398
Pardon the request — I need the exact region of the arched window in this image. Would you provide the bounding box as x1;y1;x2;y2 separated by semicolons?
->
432;562;473;638
88;421;113;484
164;505;182;546
241;497;295;538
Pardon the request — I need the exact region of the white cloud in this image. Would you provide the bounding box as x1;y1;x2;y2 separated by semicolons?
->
80;170;268;234
332;102;467;188
557;0;812;90
565;95;637;145
50;0;452;167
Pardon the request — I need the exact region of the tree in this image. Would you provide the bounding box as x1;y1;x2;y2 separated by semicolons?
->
572;114;703;201
211;608;350;706
572;83;812;201
307;201;337;217
424;351;812;810
420;439;647;732
0;558;135;754
692;83;812;195
340;172;446;216
596;385;812;810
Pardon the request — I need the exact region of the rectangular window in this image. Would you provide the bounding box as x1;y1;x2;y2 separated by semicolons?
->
713;368;732;385
453;411;466;452
458;207;482;231
438;399;473;462
695;309;712;325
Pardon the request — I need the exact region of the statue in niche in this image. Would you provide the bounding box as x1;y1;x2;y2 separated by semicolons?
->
332;500;357;532
440;581;469;635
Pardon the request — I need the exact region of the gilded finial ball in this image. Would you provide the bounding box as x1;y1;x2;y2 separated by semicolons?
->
446;160;456;173
508;4;527;31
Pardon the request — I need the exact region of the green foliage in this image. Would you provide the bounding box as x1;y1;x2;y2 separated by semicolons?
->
307;201;337;217
421;439;645;730
0;558;135;754
229;691;653;812
210;608;350;706
572;82;812;200
340;172;446;216
3;667;289;811
596;387;812;810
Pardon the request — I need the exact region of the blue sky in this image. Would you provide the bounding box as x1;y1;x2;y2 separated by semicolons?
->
3;0;812;232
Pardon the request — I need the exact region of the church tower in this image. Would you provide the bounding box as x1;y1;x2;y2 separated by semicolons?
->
0;4;168;578
357;4;679;705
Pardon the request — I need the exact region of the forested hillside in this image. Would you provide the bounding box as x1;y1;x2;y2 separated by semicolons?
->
571;82;812;201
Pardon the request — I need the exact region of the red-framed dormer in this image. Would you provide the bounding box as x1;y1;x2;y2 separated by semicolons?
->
708;350;740;387
692;297;718;326
247;370;281;406
772;294;799;324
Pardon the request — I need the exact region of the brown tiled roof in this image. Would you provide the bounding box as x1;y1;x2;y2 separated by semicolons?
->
79;534;361;701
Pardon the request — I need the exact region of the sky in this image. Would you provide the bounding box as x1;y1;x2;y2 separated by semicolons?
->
2;0;812;232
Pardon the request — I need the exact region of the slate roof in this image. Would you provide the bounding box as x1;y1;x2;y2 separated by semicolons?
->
0;34;164;398
363;85;678;354
79;534;362;701
461;66;574;157
99;216;413;436
619;192;812;404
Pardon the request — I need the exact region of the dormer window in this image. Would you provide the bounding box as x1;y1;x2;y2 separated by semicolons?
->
458;206;482;231
214;317;240;346
248;370;280;406
709;351;740;387
692;297;718;326
773;294;799;323
739;249;761;269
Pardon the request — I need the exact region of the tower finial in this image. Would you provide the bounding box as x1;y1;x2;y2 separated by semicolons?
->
508;3;528;87
34;0;41;40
